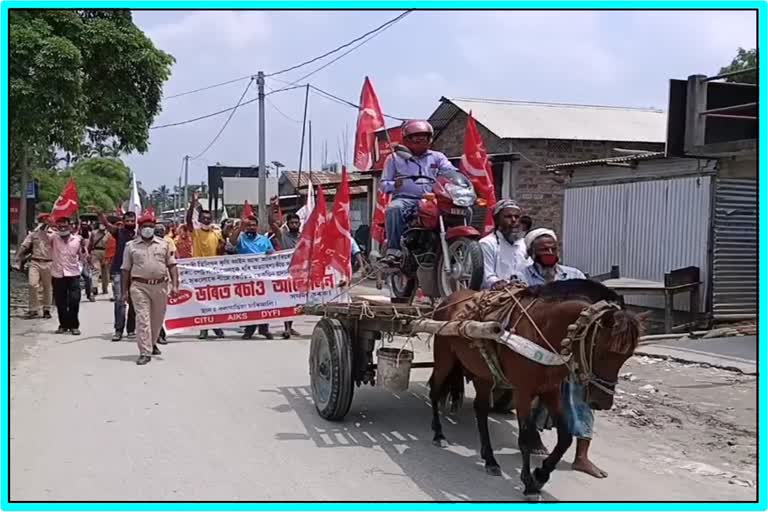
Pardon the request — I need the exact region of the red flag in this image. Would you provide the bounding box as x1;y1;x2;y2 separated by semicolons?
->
322;168;352;281
353;77;386;171
241;200;254;220
459;112;496;235
143;207;155;217
51;178;79;220
288;185;328;288
372;191;389;244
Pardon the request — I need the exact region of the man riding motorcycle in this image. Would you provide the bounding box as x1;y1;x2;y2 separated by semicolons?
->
379;120;458;266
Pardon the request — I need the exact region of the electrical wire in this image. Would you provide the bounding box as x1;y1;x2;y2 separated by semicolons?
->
163;11;411;101
265;11;411;78
189;77;255;160
309;84;406;121
277;12;410;86
150;84;306;130
266;96;302;124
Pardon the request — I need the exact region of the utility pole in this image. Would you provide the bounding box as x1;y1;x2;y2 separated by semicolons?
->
183;155;190;210
177;174;182;224
257;71;267;227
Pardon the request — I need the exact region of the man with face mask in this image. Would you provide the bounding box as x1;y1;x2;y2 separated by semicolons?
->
379;120;458;266
479;199;531;290
517;228;585;285
16;213;54;319
121;214;179;365
186;193;226;339
88;220;112;296
50;216;88;335
98;210;138;341
515;229;605;479
229;215;275;340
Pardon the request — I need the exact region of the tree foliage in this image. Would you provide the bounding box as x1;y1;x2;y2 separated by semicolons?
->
719;47;757;84
34;158;131;213
10;9;175;158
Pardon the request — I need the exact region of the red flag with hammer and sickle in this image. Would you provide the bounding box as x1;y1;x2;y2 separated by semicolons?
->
353;77;386;171
51;178;79;220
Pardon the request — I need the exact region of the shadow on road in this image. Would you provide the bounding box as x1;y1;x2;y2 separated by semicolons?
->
263;381;563;502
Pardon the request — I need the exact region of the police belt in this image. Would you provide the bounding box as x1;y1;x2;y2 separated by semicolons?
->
132;277;168;285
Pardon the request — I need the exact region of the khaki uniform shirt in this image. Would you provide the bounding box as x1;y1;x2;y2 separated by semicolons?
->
121;237;177;280
22;229;54;261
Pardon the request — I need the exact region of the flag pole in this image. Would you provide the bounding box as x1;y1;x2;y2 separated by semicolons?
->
296;84;310;206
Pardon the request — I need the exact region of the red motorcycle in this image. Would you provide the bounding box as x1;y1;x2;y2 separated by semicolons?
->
386;169;486;303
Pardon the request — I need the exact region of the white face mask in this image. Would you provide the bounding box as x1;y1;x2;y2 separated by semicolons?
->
140;227;155;239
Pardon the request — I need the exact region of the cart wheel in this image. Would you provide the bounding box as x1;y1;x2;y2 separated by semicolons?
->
309;318;354;421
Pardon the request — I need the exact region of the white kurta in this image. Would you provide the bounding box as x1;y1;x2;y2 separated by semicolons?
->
479;231;531;289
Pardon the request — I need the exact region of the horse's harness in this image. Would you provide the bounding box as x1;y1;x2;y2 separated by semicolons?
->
450;285;622;396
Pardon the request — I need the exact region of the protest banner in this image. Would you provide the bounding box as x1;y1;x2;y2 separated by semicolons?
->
164;249;345;334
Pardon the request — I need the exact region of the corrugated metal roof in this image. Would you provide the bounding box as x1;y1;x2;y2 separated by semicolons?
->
282;170;372;189
547;151;667;170
446;97;667;143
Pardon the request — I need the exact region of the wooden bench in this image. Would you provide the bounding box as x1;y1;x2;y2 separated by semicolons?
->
590;265;702;334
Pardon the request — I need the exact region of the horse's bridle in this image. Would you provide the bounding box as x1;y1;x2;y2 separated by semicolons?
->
565;300;623;396
503;293;622;396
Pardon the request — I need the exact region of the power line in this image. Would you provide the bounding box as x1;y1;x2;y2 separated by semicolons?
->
308;84;406;121
162;11;411;101
150;84;305;130
189;77;255;160
266;96;302;124
277;11;411;87
265;11;411;78
164;75;253;100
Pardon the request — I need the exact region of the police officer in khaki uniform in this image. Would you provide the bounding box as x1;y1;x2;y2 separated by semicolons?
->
121;213;179;365
88;222;112;296
16;213;54;319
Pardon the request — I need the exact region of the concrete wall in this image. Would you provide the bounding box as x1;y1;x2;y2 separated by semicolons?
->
431;109;664;234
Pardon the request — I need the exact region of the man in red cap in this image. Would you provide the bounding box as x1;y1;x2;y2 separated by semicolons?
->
16;213;55;319
121;213;179;365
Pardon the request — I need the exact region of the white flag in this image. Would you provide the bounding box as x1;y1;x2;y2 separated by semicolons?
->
295;179;315;229
126;173;142;214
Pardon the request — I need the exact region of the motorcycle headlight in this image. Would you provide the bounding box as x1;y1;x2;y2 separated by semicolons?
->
445;184;476;207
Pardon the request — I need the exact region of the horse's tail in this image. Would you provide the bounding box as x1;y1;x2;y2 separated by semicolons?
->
428;363;465;414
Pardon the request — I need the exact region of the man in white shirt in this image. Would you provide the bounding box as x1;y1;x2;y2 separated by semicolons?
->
479;199;531;289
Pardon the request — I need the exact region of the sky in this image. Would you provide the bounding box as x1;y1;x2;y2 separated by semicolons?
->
124;9;758;191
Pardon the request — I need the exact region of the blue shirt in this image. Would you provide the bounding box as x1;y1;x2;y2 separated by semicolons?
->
351;237;361;257
236;233;274;255
379;150;457;199
515;263;586;286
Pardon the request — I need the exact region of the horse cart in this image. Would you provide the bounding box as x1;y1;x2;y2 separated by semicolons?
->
301;297;504;421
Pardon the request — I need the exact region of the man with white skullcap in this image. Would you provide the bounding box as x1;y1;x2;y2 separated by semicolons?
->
478;199;531;289
516;228;586;284
517;228;607;479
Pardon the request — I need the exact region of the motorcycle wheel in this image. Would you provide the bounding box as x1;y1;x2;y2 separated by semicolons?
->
389;272;416;304
437;237;484;297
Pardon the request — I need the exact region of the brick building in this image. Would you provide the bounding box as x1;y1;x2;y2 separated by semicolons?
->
427;97;667;233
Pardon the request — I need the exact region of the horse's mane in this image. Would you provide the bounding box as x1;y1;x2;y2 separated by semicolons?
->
518;278;625;307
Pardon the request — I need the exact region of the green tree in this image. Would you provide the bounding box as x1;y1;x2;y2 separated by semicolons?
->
34;158;131;213
10;9;174;239
719;47;757;84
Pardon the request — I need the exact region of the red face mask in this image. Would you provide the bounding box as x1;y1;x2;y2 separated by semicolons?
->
537;253;559;267
404;135;430;156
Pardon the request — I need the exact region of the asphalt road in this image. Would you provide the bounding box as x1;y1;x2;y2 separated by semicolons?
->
9;296;755;502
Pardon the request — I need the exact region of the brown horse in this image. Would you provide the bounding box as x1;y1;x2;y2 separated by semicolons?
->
428;279;642;498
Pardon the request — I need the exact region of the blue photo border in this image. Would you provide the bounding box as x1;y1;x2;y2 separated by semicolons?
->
0;1;764;510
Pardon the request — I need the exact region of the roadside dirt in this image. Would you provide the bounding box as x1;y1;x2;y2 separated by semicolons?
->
603;355;757;490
